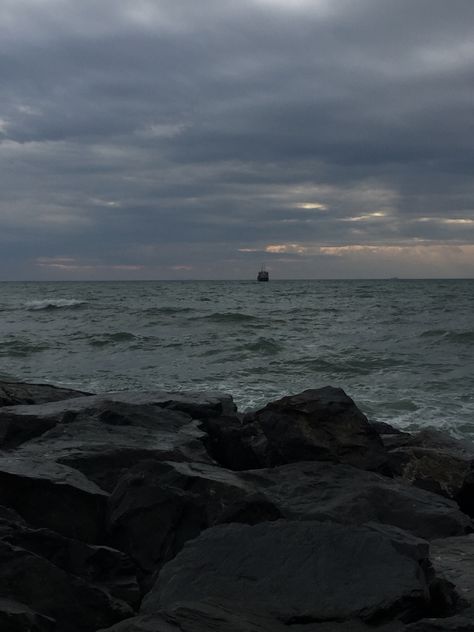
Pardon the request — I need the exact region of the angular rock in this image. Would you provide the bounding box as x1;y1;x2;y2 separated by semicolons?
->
98;603;399;632
241;461;472;540
108;460;280;587
199;414;263;470
0;407;64;451
371;421;405;436
388;429;474;515
0;456;108;542
97;600;289;631
0;598;55;632
0;540;131;632
143;520;433;624
241;387;388;471
0;510;139;607
15;402;214;492
371;421;414;450
405;613;474;630
0;380;90;407
430;535;474;608
152;391;237;419
0;390;232;453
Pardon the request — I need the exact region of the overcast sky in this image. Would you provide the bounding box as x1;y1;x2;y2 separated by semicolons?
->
1;0;474;279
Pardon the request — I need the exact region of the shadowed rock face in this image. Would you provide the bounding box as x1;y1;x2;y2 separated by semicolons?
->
0;456;108;543
429;535;474;610
142;520;432;624
240;461;472;540
0;511;139;608
0;382;473;632
405;614;474;630
0;598;56;632
231;387;389;472
0;539;131;632
108;460;281;589
384;428;474;519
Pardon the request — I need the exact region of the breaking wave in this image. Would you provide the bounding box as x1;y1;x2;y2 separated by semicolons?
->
0;339;49;357
142;306;196;316
88;332;137;347
25;299;87;311
199;312;259;323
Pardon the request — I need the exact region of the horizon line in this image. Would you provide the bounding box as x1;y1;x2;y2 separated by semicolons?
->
0;276;473;283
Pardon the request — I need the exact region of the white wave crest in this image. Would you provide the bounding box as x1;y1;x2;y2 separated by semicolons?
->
25;299;87;311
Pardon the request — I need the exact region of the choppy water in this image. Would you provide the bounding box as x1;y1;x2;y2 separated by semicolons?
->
0;279;473;436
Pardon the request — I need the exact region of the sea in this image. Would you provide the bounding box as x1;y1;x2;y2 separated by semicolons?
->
0;279;473;437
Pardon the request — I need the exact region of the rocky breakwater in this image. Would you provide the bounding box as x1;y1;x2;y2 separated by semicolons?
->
0;381;474;631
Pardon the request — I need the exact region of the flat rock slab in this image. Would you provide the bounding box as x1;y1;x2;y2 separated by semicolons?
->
0;390;234;421
0;380;90;407
0;391;234;452
15;415;213;492
143;520;431;623
0;456;108;542
241;461;472;540
430;535;474;607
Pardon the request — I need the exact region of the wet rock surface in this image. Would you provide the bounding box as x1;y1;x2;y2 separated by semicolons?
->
430;535;474;608
142;520;433;622
387;429;474;515
240;387;389;471
108;459;280;589
0;380;473;631
240;461;472;539
0;380;91;408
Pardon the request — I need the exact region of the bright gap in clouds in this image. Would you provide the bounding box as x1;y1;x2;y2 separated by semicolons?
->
252;0;335;13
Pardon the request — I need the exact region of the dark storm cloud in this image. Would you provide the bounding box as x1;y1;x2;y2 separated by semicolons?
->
1;0;474;278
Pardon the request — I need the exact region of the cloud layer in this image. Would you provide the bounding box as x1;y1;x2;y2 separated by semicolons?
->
1;0;474;278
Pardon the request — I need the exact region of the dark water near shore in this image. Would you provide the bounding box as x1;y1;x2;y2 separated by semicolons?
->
0;279;473;436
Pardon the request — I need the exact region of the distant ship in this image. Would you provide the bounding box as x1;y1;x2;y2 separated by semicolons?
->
257;265;269;282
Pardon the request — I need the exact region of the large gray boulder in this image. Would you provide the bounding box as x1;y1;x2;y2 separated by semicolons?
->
241;461;472;540
0;391;238;494
0;456;108;542
238;387;388;471
108;457;471;593
142;520;433;624
0;390;234;452
13;402;214;492
387;429;474;516
430;535;474;609
108;460;280;587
